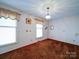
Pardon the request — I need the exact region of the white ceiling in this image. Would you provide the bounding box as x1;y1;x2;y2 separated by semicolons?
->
0;0;79;19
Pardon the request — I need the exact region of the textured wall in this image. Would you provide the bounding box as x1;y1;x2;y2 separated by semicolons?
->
0;38;79;59
49;16;79;45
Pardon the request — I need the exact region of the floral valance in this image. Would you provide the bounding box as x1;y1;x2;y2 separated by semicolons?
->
0;8;21;20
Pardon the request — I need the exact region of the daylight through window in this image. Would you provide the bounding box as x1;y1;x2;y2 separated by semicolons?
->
0;17;17;46
36;24;43;38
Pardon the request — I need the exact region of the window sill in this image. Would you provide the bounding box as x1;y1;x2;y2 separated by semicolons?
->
0;42;17;47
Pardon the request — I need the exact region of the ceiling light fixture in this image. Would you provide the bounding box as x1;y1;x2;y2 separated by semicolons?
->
45;7;51;19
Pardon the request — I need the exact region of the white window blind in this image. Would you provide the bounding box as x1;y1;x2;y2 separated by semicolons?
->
0;17;16;46
36;24;43;38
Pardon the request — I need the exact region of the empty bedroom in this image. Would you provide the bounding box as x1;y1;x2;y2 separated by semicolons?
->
0;0;79;59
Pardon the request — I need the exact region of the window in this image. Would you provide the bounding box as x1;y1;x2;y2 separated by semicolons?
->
36;24;43;38
0;17;17;46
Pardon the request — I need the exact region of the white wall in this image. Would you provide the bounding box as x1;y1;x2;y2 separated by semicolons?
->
0;5;48;54
49;16;79;46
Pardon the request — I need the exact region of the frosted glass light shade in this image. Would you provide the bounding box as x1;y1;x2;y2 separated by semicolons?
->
45;15;51;19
